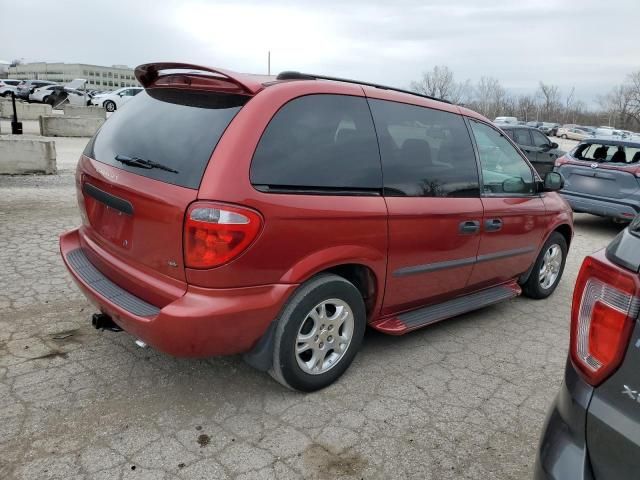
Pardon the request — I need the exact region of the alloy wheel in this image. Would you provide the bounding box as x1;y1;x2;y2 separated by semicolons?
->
295;298;354;375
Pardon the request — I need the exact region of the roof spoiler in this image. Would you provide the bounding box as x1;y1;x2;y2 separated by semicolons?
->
135;62;264;95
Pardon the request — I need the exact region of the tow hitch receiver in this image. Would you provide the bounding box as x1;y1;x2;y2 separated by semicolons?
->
91;313;123;332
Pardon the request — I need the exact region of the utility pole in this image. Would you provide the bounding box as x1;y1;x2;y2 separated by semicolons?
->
268;51;271;76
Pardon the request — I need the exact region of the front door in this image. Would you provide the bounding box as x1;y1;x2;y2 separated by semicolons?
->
366;97;483;315
466;119;546;289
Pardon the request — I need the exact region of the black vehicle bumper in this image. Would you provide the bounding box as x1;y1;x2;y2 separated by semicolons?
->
535;360;595;480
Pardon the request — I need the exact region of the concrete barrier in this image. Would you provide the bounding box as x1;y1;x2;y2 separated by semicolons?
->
39;115;104;137
0;138;57;174
62;105;106;119
0;101;52;120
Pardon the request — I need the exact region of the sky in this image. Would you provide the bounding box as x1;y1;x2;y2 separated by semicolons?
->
1;0;638;106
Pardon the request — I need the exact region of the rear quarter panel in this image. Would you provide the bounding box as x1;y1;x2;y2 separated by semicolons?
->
540;192;574;247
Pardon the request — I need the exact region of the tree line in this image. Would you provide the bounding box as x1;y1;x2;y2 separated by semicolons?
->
410;66;640;130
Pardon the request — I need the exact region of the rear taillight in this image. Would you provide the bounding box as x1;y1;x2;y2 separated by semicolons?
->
570;255;640;386
554;155;570;168
184;202;261;269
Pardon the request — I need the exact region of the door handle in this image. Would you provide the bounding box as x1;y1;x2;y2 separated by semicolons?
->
459;220;480;234
485;218;503;232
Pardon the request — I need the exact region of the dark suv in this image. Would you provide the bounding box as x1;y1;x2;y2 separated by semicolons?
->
59;63;573;391
499;124;565;177
535;215;640;479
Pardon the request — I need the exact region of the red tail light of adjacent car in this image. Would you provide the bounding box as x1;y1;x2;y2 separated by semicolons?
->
570;255;640;386
554;155;570;168
184;202;262;269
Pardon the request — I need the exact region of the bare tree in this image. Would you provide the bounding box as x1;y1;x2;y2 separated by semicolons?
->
564;87;575;123
410;65;471;104
473;76;506;119
537;82;562;120
517;95;537;122
627;70;640;125
598;84;634;128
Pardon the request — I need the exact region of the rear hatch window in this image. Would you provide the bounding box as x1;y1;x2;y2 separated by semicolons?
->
84;88;248;189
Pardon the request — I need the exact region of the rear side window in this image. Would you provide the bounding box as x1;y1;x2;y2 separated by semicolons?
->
250;94;381;192
368;99;479;197
85;88;247;189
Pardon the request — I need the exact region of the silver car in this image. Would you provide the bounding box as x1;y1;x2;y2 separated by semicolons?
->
555;139;640;221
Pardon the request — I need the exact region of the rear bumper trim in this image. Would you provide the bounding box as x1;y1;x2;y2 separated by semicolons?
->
561;191;639;219
67;248;160;317
60;227;298;357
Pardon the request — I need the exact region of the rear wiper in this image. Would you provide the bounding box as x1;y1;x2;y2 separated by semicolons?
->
114;154;178;174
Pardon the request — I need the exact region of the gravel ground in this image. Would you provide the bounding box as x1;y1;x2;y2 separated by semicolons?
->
0;128;620;479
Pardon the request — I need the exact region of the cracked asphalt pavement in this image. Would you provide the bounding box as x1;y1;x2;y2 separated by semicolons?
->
0;129;623;479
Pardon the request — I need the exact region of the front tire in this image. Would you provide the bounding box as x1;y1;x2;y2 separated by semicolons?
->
521;232;567;299
269;274;366;392
104;100;116;112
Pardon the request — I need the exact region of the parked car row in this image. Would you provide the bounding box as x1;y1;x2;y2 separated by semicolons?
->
0;78;143;111
495;117;639;142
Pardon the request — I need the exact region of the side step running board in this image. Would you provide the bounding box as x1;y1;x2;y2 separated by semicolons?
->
371;282;521;335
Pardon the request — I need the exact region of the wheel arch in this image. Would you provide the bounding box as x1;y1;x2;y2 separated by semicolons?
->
519;223;573;285
244;259;383;373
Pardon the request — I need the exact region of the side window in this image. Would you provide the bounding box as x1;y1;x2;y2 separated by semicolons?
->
531;130;550;147
469;120;535;195
250;94;382;191
503;129;515;140
514;129;533;146
368;99;479;197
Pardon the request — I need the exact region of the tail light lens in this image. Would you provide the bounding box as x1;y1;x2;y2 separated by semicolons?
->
555;156;569;168
184;202;261;269
570;255;640;386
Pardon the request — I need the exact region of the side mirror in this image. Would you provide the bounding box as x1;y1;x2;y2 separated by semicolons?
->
503;177;526;193
550;142;559;149
543;172;564;192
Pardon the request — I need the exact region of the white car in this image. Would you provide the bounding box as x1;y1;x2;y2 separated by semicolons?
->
91;87;143;112
0;79;21;97
494;116;518;124
29;85;91;106
558;128;592;141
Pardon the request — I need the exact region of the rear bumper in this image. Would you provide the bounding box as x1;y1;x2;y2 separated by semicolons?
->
561;191;639;220
534;360;594;480
60;228;297;357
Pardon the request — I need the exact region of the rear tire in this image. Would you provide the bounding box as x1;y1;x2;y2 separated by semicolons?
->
561;134;568;139
104;100;116;112
269;274;366;392
521;232;567;299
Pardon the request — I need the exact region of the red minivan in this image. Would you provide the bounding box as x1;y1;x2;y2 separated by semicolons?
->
60;63;573;391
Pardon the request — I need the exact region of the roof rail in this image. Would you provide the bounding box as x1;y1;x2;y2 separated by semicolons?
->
276;71;451;104
135;62;264;95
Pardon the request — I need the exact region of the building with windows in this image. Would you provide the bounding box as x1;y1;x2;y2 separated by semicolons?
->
7;62;139;90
